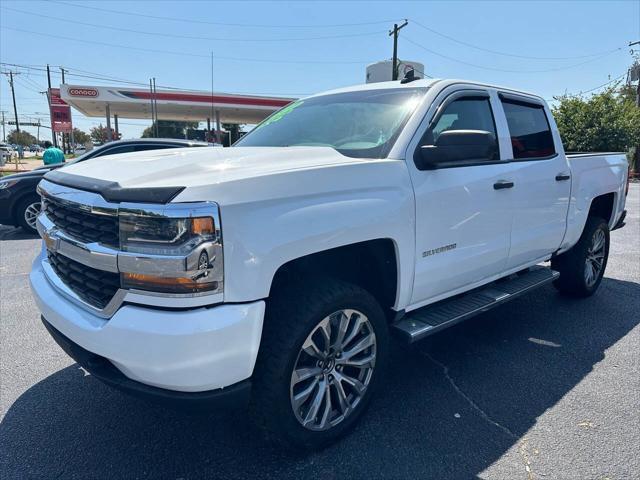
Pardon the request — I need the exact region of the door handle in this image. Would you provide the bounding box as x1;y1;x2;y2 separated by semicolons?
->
555;173;571;181
493;180;514;190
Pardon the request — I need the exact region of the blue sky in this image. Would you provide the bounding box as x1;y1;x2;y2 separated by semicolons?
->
1;0;639;140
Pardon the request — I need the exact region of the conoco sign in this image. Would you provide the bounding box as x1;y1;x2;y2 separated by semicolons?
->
68;88;99;97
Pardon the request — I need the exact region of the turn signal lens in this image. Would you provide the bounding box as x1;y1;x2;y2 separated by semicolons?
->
122;272;219;294
191;217;215;235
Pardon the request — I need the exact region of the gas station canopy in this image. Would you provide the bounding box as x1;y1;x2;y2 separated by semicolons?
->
60;83;296;125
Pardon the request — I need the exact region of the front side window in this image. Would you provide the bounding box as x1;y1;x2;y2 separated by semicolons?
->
421;96;499;162
501;100;555;159
235;88;428;159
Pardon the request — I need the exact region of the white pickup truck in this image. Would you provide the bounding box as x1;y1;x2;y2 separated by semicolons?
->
31;78;629;449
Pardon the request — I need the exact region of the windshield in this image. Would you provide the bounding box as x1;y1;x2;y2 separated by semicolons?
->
235;87;427;158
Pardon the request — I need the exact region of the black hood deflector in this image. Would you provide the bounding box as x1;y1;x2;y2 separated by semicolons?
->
44;170;185;204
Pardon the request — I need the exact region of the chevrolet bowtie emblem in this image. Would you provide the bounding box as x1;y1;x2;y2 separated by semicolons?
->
43;228;60;252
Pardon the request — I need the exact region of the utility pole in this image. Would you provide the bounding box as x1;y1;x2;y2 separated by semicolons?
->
214;50;219;143
1;111;5;141
7;71;20;133
46;64;57;147
60;67;68;152
152;77;159;138
148;78;155;138
630;41;640;107
629;40;640;174
389;20;409;81
60;67;75;151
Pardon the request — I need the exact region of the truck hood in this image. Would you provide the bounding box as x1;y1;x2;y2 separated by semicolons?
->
50;146;365;189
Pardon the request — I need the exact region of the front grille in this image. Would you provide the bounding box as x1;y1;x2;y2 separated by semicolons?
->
47;251;121;309
44;197;119;247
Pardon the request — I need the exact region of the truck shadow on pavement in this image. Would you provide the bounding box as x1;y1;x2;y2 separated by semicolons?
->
1;278;639;479
0;226;39;241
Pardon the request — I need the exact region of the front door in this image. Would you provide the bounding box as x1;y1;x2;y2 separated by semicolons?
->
408;89;517;306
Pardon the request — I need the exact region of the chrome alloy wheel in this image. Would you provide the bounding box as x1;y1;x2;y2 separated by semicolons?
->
24;201;41;230
290;309;376;431
585;228;606;288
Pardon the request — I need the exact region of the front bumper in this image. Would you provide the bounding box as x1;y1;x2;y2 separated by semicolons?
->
31;256;265;393
42;317;252;410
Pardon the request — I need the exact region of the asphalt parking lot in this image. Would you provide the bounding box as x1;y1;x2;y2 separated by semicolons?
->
1;185;638;480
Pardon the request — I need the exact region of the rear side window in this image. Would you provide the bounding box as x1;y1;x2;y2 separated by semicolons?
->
133;144;177;152
501;100;555;159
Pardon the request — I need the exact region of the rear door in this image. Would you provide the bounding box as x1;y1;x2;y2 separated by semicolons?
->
407;87;518;306
496;93;571;269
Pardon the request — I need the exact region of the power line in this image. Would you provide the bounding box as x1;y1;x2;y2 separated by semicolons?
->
1;62;312;96
548;73;627;100
3;7;387;42
0;29;373;65
14;76;43;94
12;75;44;93
411;67;434;79
0;27;211;58
50;0;401;29
403;36;623;73
410;19;625;61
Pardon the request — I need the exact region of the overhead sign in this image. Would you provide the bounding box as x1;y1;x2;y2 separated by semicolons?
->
68;87;99;97
49;88;73;133
60;83;295;124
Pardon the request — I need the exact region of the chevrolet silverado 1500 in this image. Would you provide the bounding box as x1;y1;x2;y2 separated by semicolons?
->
30;78;629;449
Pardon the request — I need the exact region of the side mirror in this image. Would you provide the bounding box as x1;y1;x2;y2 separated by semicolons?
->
417;130;496;170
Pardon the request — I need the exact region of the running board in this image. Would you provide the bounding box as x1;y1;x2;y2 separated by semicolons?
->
392;266;560;343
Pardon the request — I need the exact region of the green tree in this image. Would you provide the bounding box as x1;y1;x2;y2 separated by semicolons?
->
7;129;37;146
72;128;91;146
552;85;640;156
90;124;120;144
141;120;198;139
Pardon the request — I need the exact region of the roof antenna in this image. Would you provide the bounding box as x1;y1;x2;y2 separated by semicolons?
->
400;68;417;84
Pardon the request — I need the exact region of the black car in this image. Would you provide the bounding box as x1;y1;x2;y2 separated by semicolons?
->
0;138;208;234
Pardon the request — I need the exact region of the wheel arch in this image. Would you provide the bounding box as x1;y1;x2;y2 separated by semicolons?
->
587;192;615;226
268;239;400;320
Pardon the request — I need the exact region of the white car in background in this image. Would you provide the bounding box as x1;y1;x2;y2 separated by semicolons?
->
0;143;14;166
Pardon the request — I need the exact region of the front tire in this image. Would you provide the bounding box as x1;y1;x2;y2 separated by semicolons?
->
552;216;610;297
16;195;41;234
251;278;388;450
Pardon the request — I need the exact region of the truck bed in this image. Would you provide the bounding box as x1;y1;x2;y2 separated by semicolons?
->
560;152;628;252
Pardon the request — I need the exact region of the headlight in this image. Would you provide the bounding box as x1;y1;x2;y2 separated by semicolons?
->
118;204;223;295
0;179;19;189
120;215;216;255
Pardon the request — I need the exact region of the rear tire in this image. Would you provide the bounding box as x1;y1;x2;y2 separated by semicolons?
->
16;195;41;234
552;216;609;297
251;277;388;450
